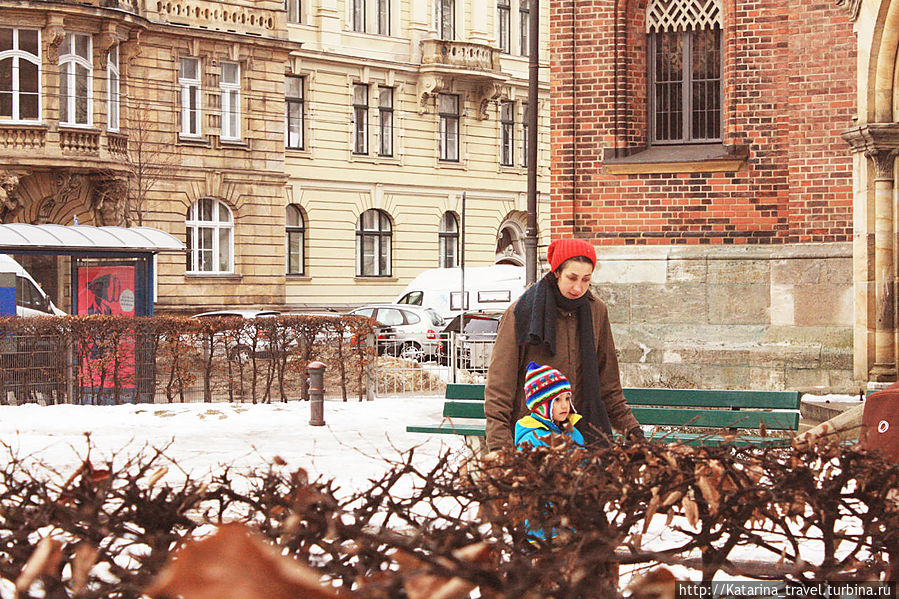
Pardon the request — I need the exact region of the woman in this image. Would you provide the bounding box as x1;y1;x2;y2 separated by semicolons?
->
484;238;644;450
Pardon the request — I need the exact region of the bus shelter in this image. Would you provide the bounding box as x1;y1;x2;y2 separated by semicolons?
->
0;224;184;405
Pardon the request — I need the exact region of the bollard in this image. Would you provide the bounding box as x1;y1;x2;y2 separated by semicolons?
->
307;360;326;426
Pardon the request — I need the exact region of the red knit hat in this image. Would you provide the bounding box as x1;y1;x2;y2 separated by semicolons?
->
547;238;596;272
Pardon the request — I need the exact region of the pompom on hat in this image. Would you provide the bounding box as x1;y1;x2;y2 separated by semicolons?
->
547;238;596;272
524;361;574;421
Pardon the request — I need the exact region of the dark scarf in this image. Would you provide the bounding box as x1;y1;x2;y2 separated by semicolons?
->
514;273;613;444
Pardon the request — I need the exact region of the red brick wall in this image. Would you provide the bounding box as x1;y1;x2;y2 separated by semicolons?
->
550;0;856;245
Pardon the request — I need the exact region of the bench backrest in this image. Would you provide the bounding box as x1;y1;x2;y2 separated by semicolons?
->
443;383;801;430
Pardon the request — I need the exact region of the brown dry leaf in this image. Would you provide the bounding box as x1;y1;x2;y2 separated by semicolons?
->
661;490;683;507
15;537;63;594
682;491;699;529
273;455;288;466
147;467;169;488
145;522;343;599
71;542;98;594
695;476;720;514
627;566;678;599
642;486;661;534
399;542;492;599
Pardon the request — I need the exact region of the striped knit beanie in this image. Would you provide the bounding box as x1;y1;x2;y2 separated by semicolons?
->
524;361;574;420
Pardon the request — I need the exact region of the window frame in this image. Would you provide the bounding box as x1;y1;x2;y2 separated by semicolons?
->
286;204;306;275
438;93;460;162
438;211;459;268
179;57;202;138
500;100;514;166
220;61;241;141
378;0;390;34
0;28;41;123
352;83;369;155
497;0;510;53
353;0;366;32
285;75;305;150
186;198;234;274
286;0;302;23
107;45;119;131
648;26;722;145
521;101;529;167
519;0;530;56
378;86;394;157
436;0;455;40
59;32;93;127
355;209;392;277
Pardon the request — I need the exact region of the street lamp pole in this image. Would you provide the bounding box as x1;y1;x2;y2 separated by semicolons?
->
525;0;539;285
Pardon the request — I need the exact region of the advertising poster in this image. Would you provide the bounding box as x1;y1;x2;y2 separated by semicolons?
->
77;264;137;401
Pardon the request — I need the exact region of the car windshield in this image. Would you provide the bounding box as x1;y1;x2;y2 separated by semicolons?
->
464;317;499;334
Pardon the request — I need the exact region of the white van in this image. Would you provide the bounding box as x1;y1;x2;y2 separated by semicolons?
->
394;265;526;320
0;254;66;317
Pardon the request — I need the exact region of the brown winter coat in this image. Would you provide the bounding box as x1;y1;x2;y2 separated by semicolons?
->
484;290;639;451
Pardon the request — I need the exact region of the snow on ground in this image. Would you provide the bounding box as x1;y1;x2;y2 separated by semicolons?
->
0;396;468;490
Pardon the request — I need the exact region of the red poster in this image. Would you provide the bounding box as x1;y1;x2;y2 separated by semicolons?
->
77;265;137;399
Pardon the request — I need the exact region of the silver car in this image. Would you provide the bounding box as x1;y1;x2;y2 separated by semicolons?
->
347;304;445;362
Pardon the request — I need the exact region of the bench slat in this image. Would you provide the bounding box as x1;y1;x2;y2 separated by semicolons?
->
631;407;800;430
443;400;486;419
406;423;487;436
624;388;801;410
443;384;801;410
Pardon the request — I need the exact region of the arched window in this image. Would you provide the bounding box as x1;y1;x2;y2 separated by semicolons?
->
0;28;41;122
286;204;305;275
186;198;233;273
647;0;722;144
59;32;92;126
439;211;459;268
356;209;391;277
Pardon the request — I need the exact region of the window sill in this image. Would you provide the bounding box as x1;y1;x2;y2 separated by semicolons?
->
350;153;402;165
437;159;466;170
1;122;47;130
185;273;242;280
178;135;210;148
59;123;97;131
354;276;398;283
286;274;311;281
220;138;248;149
286;148;313;159
602;143;749;174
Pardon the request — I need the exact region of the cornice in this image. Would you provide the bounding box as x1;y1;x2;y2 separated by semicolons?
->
841;123;899;153
835;0;862;21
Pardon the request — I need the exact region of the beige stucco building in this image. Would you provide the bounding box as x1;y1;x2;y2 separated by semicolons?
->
0;0;549;313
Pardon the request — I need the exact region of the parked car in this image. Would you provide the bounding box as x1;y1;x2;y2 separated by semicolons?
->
438;312;501;371
190;309;282;358
346;304;445;361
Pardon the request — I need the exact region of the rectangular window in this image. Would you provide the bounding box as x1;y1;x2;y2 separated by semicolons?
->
519;0;529;56
59;32;92;126
0;28;41;122
650;26;721;144
179;57;201;137
353;0;365;32
285;75;304;149
378;87;393;157
378;0;390;34
500;100;514;166
286;0;301;23
437;0;454;40
438;93;459;162
107;45;119;131
521;102;529;167
498;0;510;53
220;61;240;140
353;83;369;154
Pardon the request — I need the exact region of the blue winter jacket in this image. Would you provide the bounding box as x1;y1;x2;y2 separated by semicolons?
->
515;412;585;448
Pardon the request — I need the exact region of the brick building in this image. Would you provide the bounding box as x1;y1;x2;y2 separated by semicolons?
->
550;0;859;391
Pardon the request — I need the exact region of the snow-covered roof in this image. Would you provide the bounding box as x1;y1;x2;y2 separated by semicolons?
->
0;224;184;254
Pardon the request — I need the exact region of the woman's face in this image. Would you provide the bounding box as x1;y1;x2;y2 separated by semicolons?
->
555;260;594;299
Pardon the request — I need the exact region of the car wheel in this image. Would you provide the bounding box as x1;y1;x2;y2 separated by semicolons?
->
399;342;423;362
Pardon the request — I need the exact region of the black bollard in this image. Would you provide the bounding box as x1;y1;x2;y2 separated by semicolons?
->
307;361;326;426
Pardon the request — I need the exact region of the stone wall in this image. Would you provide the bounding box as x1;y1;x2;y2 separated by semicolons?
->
593;243;856;393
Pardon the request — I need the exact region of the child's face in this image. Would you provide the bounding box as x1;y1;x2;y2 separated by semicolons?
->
552;392;572;422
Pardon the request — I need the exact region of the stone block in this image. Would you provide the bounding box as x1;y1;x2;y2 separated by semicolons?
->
707;284;770;324
761;325;853;347
593;285;630;323
747;367;786;390
793;284;853;326
594;258;666;284
666;259;707;283
631;284;707;324
707;259;769;285
769;284;796;326
699;365;754;389
784;367;831;391
771;257;852;286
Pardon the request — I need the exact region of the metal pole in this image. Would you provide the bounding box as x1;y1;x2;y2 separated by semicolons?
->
460;191;466;335
307;361;326;426
525;0;540;285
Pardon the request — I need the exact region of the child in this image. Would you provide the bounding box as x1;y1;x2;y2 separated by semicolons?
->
515;362;585;449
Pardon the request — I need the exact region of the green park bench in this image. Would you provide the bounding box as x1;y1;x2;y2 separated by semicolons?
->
407;383;802;453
